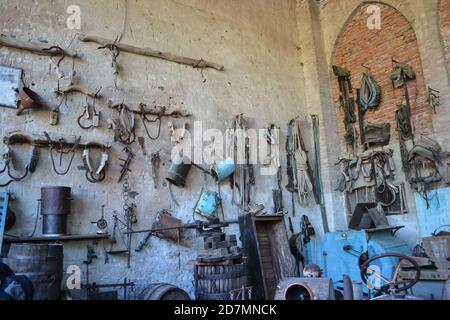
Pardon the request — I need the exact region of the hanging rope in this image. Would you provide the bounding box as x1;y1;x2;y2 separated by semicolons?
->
291;121;313;204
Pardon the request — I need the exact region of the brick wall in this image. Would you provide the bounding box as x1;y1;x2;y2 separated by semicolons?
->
331;3;433;148
440;0;450;67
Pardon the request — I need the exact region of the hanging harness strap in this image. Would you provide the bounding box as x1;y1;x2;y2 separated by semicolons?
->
359;73;381;111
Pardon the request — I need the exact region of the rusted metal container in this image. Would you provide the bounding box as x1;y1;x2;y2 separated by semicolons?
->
194;262;248;300
152;211;182;243
3;243;63;300
166;153;191;187
274;278;335;300
41;187;72;236
138;283;191;300
17;87;43;115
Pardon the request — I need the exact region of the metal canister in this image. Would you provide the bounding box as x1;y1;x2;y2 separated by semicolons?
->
166;153;191;187
41;187;72;236
195;191;220;220
211;158;236;183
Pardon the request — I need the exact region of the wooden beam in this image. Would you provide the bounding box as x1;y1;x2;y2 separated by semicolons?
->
0;35;77;57
3;134;110;150
55;84;100;98
108;101;191;117
3;234;110;243
78;34;224;71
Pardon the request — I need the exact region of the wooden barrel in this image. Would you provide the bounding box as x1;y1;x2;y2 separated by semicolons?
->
2;243;63;300
194;262;248;300
138;283;191;300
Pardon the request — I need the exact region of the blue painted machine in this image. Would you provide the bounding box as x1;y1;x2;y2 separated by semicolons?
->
306;227;410;294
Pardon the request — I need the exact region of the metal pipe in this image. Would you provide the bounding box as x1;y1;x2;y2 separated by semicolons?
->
124;220;239;235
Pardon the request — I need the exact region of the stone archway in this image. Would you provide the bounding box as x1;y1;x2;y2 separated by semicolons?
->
331;2;433;149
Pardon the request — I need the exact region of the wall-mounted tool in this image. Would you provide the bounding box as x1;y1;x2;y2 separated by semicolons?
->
140;103;164;140
108;100;191;118
427;87;440;114
137;137;147;156
78;95;101;129
83;145;109;183
84;278;135;301
118;147;134;183
98;41;120;88
230;114;255;209
301;215;315;245
91;205;108;235
168;120;187;144
0;142;37;188
392;60;415;142
17;87;45;116
44;132;81;176
151;151;161;189
49;108;59;126
107;104;136;145
83;245;98;296
108;99;191;144
108;207;136;268
333;65;357;150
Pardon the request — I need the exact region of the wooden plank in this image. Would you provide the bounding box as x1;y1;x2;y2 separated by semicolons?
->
238;214;267;300
0;35;77;57
78;34;224;71
399;270;450;281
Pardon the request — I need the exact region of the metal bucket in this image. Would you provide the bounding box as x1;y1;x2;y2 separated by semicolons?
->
195;191;220;220
166;153;191;187
211;158;236;183
138;283;191;300
41;187;72;236
3;243;63;300
194;262;247;300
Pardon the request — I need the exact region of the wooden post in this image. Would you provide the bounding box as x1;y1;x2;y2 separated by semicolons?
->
0;35;77;57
